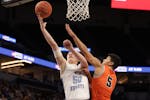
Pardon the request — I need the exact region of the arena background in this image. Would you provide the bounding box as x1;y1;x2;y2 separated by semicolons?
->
0;0;150;100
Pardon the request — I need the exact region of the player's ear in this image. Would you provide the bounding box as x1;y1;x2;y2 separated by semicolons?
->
109;61;114;66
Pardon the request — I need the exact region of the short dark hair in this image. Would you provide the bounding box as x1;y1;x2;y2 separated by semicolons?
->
108;53;122;69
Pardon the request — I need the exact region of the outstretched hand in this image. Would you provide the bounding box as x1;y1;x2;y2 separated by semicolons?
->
63;39;73;50
36;14;47;30
65;23;76;37
65;23;70;30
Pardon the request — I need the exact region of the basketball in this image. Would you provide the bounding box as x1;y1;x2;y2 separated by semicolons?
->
35;1;52;18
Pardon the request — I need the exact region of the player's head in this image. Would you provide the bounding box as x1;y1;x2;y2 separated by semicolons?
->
66;52;79;64
102;53;121;69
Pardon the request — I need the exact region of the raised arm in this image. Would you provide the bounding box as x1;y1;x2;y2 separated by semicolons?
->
63;39;88;68
37;15;66;72
65;24;102;68
63;39;92;82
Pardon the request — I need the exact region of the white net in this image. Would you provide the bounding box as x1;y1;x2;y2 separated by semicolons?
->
66;0;90;22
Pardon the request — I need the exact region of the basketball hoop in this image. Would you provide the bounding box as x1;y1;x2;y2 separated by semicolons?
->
66;0;90;22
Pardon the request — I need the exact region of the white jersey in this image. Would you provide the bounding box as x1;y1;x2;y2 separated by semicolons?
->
60;62;90;100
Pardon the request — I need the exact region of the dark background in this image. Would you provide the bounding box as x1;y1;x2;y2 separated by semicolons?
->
0;0;150;66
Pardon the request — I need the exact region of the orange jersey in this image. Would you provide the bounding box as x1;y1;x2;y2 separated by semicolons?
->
91;65;117;100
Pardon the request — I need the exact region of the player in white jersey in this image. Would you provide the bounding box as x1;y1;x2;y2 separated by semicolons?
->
37;14;90;100
61;57;90;100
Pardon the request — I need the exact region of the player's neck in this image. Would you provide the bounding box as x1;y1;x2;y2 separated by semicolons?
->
109;66;114;70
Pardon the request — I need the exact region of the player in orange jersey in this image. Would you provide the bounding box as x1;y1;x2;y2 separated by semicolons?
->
65;23;122;100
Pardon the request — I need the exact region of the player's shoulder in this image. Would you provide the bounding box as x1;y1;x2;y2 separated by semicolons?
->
104;65;116;75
